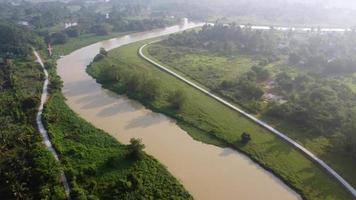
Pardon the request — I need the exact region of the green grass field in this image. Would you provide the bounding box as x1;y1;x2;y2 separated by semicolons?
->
87;40;355;200
145;43;356;191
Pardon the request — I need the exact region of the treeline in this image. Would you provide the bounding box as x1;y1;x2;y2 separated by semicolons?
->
0;21;43;58
0;1;179;46
165;23;356;75
218;65;269;111
161;23;356;159
288;32;356;75
89;49;186;110
164;23;280;61
268;73;356;157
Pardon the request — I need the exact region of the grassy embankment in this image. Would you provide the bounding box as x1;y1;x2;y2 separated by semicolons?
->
39;34;192;199
145;43;356;190
87;40;355;200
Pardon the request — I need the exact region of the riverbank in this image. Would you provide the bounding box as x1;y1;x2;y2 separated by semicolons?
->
87;40;354;200
42;91;192;199
40;32;193;199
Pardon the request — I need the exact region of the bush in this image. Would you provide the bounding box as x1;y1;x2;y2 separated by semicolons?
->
241;132;251;143
128;138;145;159
91;23;112;36
168;89;186;110
65;27;80;37
124;73;143;93
51;32;68;44
141;78;160;101
93;54;105;62
99;48;108;56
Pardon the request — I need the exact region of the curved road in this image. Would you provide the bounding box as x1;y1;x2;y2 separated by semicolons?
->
34;51;71;199
138;42;356;198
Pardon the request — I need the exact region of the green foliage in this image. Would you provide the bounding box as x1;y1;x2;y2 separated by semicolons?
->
241;132;251;144
93;53;105;62
66;27;81;38
251;65;270;81
0;21;43;58
51;32;68;44
128;138;145;159
147;25;356;196
168;89;187;110
86;40;355;200
140;77;160;101
99;48;108;56
0;58;63;199
43;89;191;199
91;23;112;36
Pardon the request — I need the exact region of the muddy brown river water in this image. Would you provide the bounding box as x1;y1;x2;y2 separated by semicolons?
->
57;19;301;200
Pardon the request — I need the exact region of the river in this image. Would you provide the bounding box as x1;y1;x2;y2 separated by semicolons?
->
57;19;301;200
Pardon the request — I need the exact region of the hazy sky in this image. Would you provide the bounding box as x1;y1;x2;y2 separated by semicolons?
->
220;0;356;9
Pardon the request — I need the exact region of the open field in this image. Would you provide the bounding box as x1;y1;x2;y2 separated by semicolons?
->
145;42;356;191
87;40;354;200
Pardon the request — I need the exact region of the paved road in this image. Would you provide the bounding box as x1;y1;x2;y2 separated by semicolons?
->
138;43;356;198
34;51;71;199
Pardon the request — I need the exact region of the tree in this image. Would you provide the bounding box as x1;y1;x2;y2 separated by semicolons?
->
92;23;112;36
65;27;80;37
251;65;270;81
276;72;293;93
141;78;160;101
93;53;105;62
124;73;142;92
241;132;251;143
50;32;67;44
236;78;264;100
168;89;186;110
128;138;145;159
99;48;108;56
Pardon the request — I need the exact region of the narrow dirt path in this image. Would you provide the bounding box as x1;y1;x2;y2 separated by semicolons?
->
34;50;71;199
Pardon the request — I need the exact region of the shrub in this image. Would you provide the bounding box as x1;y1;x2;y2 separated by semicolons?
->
168;89;186;110
128;138;145;159
51;32;68;44
99;48;108;56
141;78;160;101
93;53;105;62
241;132;251;143
65;27;80;37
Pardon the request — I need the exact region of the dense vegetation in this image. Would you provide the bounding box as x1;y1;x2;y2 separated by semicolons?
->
42;72;191;199
0;1;197;198
0;21;43;58
0;0;179;47
146;24;356;189
0;55;64;198
2;0;356;199
87;40;354;200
